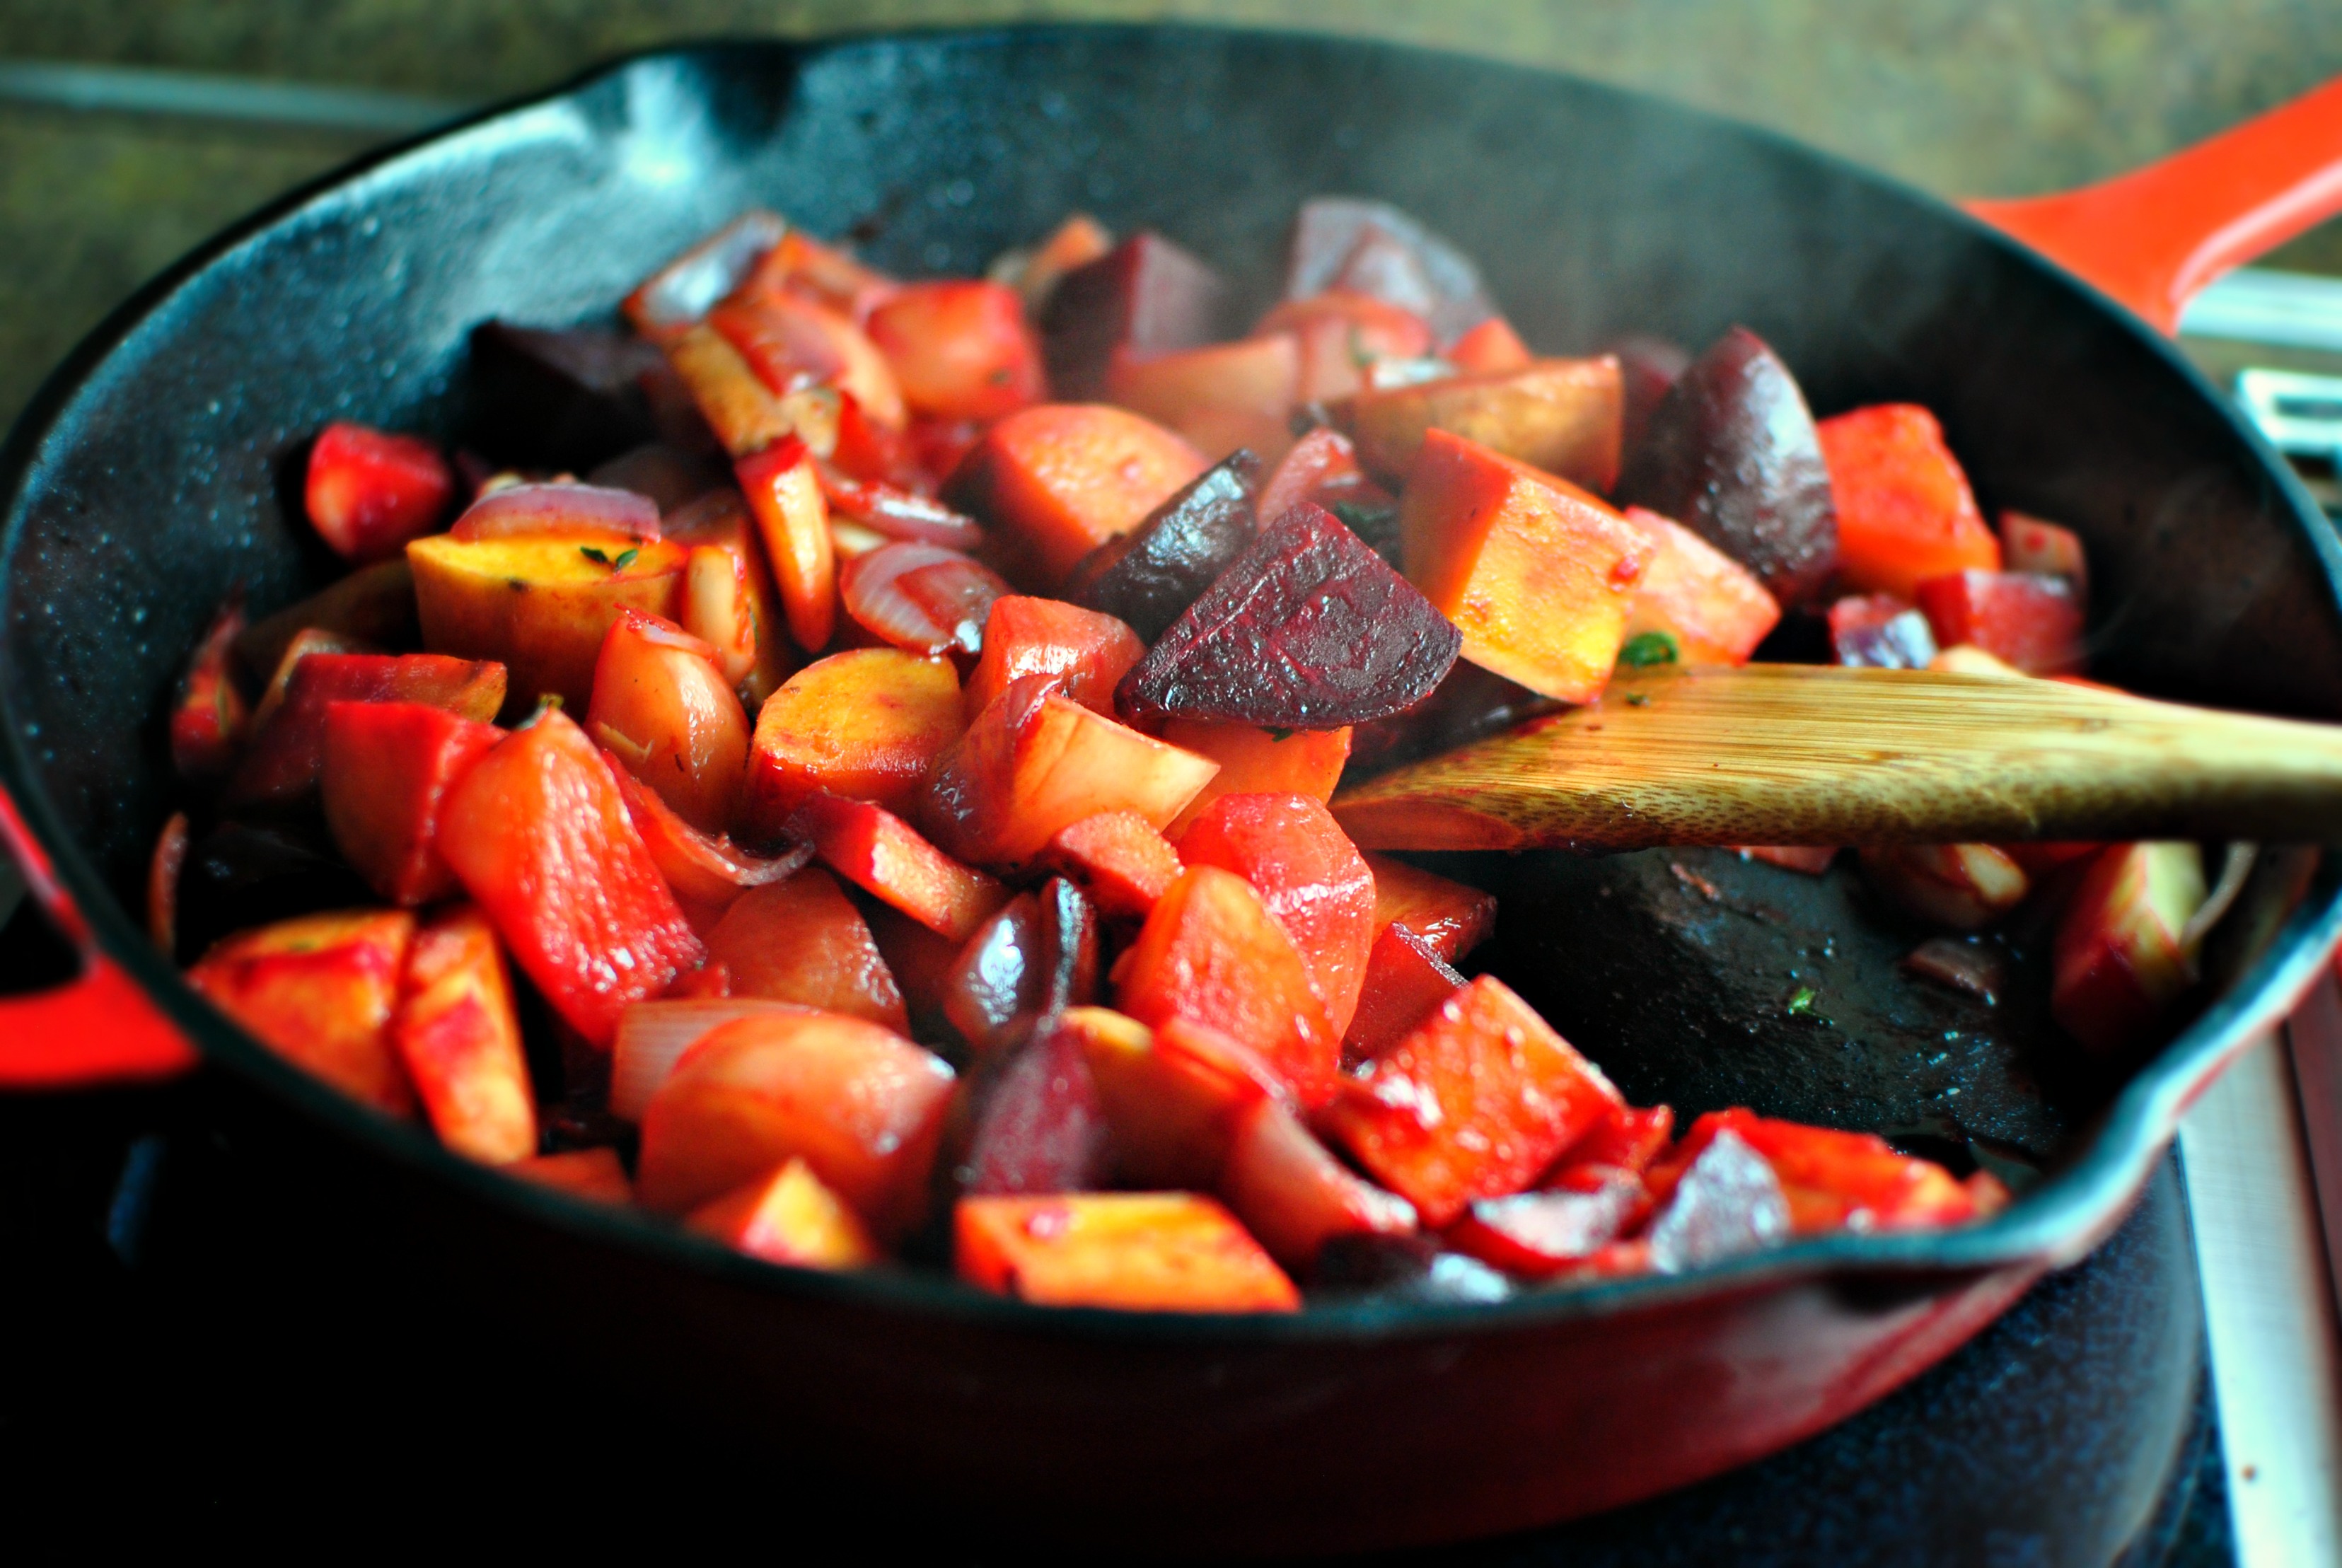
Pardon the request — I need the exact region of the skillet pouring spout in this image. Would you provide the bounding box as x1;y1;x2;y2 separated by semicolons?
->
1331;663;2342;851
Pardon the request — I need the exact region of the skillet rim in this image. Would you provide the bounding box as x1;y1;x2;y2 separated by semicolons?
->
2;21;2338;1342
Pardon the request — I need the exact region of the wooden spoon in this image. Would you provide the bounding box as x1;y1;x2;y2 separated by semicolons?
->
1328;663;2342;852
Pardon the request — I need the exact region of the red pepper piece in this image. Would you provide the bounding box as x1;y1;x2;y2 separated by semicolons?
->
1550;1103;1676;1182
1322;974;1623;1228
434;709;704;1048
320;700;504;906
305;422;455;564
1914;569;2087;675
227;652;506;806
1816;402;2000;600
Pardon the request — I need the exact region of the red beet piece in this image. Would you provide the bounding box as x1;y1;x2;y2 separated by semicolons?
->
1283;198;1494;343
1345;661;1563;778
1615;327;1839;608
468;321;662;472
1040;231;1228;400
959;1017;1111;1197
941;893;1045;1058
1645;1129;1792;1272
1062;451;1260;641
1828;593;1938;669
1915;570;2087;675
1115;502;1461;728
1606;335;1690;457
1036;875;1101;1014
1342;923;1464;1068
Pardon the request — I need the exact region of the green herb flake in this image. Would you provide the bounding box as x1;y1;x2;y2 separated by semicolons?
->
579;546;610;565
1617;631;1680;669
1786;986;1818;1017
612;547;640;571
1624;692;1651;707
1265;726;1297;743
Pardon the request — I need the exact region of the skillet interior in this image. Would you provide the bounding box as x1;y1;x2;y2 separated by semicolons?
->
0;23;2336;1505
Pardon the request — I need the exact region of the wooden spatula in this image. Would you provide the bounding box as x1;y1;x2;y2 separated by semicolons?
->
1328;664;2342;852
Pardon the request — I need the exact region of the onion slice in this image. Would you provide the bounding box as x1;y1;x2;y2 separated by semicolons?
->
818;468;987;551
605;754;811;912
452;481;663;542
611;999;821;1120
840;541;1009;658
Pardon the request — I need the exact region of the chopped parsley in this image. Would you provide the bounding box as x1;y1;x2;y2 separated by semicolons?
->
1617;631;1680;669
579;546;610;564
1786;986;1818;1017
1265;726;1297;743
613;547;639;570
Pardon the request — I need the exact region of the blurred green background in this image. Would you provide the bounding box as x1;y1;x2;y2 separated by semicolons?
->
5;0;2341;430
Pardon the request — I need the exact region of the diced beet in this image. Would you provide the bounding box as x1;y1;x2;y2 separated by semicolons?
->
306;422;455;564
227;653;507;806
1615;327;1839;608
942;893;1046;1057
1828;593;1939;669
1038;876;1102;1015
838;542;1011;659
1447;1178;1647;1277
1116;501;1460;728
468;321;661;471
1284;199;1493;342
1040;232;1229;400
170;597;250;782
1341;922;1463;1067
1062;451;1261;640
1915;570;2087;675
1818;403;2000;600
1217;1098;1416;1274
1645;1129;1792;1272
1605;335;1689;457
959;1021;1111;1197
1344;661;1562;779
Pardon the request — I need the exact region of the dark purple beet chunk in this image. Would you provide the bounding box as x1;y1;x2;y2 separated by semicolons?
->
468;321;662;472
959;1021;1110;1197
1616;326;1840;608
1604;334;1691;456
1062;451;1260;641
1342;661;1561;780
1036;876;1100;1014
1646;1129;1791;1272
1285;198;1493;342
1116;502;1461;728
1040;231;1227;400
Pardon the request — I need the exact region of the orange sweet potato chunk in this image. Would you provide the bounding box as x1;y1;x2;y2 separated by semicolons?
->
1364;851;1497;963
637;1011;955;1237
1156;719;1351;837
702;869;910;1033
1619;506;1782;666
1113;866;1340;1109
687;1157;881;1270
742;648;965;835
1042;811;1183;922
1103;334;1301;464
188;910;418;1117
1352;357;1625;493
393;905;538;1164
1176;792;1376;1036
1323;974;1624;1227
943;403;1207;584
1817;403;2000;601
955;1192;1300;1312
963;595;1145;719
1399;429;1652;704
1071;1008;1282;1187
788;792;1009;942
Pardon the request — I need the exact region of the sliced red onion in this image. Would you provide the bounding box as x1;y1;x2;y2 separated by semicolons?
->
819;470;987;551
611;999;821;1120
629;209;788;330
840;541;1009;658
605;756;810;910
1901;937;2008;1004
451;481;662;542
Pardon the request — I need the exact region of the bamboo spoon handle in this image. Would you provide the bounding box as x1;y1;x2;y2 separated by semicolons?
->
1328;665;2342;852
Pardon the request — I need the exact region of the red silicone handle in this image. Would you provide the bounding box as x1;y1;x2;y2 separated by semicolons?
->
0;784;197;1087
1964;75;2342;334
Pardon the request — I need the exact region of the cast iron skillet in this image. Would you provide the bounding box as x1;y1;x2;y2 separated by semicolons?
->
4;27;2342;1555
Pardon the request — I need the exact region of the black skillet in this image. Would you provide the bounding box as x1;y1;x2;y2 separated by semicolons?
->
3;28;2341;1555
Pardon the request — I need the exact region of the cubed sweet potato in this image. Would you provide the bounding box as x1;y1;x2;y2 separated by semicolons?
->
637;1011;955;1238
187;909;417;1116
688;1158;880;1270
1816;402;2000;600
587;610;750;833
963;595;1145;719
1618;507;1781;666
1041;811;1183;922
920;673;1219;869
702;869;910;1033
1352;358;1624;492
1363;851;1497;963
741;648;965;834
1103;334;1300;463
1323;974;1623;1227
788;792;1009;943
1156;720;1352;837
943;403;1207;585
321;700;504;905
955;1192;1299;1312
408;531;687;713
1176;792;1376;1035
393;905;537;1165
1113;865;1340;1109
1399;429;1651;704
434;710;704;1047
